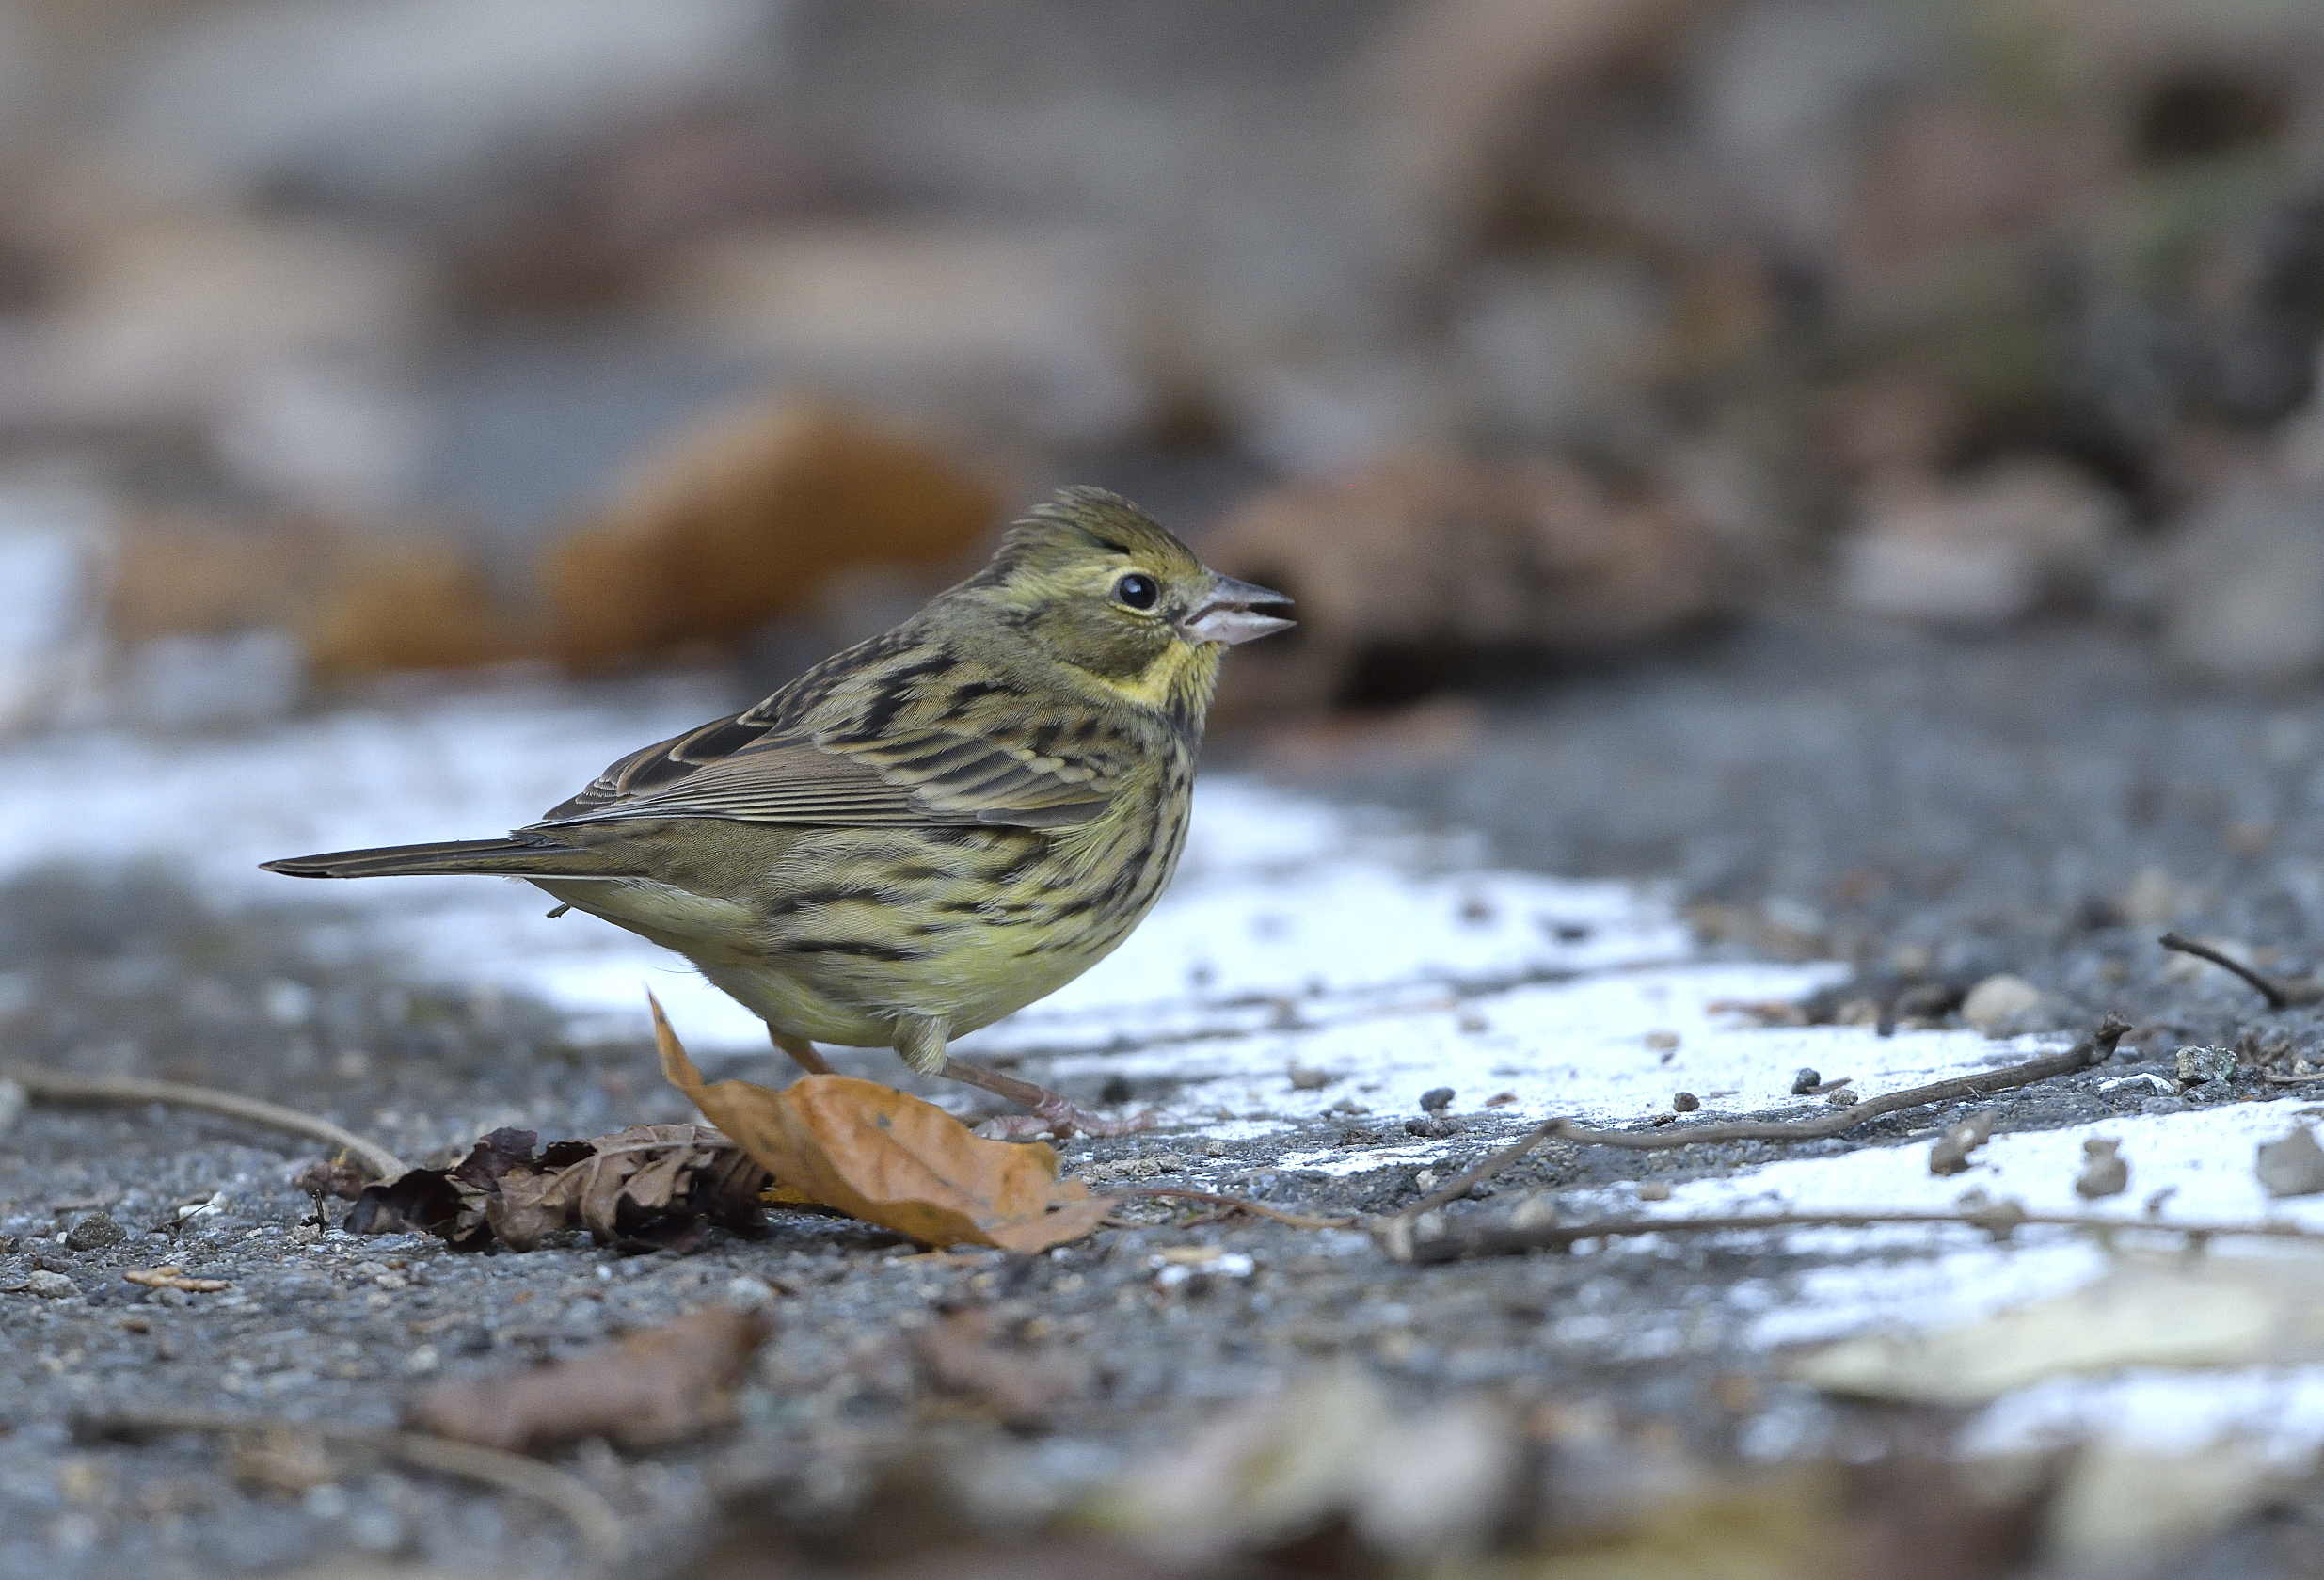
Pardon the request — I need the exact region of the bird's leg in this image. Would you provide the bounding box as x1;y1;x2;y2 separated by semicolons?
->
893;1013;1151;1139
772;1031;833;1076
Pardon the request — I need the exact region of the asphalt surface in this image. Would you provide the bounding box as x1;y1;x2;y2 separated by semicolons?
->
6;612;2324;1578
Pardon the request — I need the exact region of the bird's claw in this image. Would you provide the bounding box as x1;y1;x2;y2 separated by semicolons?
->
974;1098;1157;1141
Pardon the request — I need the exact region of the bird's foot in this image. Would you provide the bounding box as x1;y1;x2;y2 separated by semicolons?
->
974;1097;1156;1141
942;1054;1155;1139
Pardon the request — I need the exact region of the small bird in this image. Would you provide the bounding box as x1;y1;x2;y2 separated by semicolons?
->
264;487;1292;1135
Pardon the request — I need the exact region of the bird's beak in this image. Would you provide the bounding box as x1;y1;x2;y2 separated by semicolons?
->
1179;572;1296;646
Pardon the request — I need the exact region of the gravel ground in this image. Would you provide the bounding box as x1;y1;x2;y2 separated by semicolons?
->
7;612;2324;1578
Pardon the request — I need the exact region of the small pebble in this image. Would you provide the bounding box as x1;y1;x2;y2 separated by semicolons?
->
1645;1031;1680;1051
2073;1138;2129;1199
63;1213;126;1253
1791;1068;1822;1095
1419;1086;1456;1113
1962;973;2042;1034
1823;1088;1860;1109
1929;1112;1996;1176
1287;1064;1332;1092
1672;1092;1699;1112
1637;1182;1672;1202
2256;1126;2324;1198
24;1269;76;1299
2175;1045;2236;1086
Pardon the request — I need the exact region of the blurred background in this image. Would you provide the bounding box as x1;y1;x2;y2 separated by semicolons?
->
4;0;2324;738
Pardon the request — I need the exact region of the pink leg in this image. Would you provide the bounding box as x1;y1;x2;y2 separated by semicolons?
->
772;1031;834;1076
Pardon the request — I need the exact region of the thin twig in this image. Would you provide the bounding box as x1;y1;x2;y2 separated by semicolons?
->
72;1411;622;1556
8;1067;406;1179
385;1431;627;1556
1389;1014;2131;1222
1106;1186;1356;1229
2265;1069;2324;1084
1393;1205;2324;1264
1393;1119;1561;1221
1558;1014;2131;1151
2157;932;2320;1010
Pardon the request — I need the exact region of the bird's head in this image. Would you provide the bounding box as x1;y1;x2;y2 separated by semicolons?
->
962;487;1293;716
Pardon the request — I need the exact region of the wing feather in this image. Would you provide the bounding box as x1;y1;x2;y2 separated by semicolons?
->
537;627;1131;832
537;726;1117;831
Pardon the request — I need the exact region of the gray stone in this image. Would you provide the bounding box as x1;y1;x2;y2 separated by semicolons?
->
2256;1126;2324;1198
2175;1045;2236;1085
1962;973;2043;1034
2073;1139;2128;1200
1930;1111;1997;1175
63;1213;126;1253
24;1269;75;1298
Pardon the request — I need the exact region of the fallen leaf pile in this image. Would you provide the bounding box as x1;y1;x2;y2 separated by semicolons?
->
408;1307;769;1451
653;994;1111;1253
343;1123;769;1252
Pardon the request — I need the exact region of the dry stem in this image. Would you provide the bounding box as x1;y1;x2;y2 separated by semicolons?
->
73;1411;622;1556
1392;1205;2324;1263
2157;933;2322;1010
8;1067;406;1179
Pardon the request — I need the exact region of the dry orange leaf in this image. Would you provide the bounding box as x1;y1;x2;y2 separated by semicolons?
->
651;995;1111;1253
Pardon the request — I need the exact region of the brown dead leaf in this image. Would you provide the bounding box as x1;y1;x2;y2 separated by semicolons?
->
110;516;528;680
913;1306;1091;1428
125;1266;229;1293
486;1125;771;1252
653;995;1111;1253
545;401;999;670
407;1307;769;1452
344;1123;769;1252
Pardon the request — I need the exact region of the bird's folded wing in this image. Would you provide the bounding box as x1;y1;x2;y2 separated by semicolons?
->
538;726;1117;830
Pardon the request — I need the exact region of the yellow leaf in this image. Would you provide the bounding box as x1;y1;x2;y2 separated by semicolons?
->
652;994;1110;1253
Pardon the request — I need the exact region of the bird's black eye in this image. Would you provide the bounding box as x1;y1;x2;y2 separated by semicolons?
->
1114;572;1159;611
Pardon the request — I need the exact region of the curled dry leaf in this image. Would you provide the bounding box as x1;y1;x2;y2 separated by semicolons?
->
408;1307;769;1452
486;1125;770;1253
344;1123;769;1252
652;994;1112;1253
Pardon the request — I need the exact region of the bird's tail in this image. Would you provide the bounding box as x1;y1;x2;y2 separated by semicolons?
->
261;835;626;881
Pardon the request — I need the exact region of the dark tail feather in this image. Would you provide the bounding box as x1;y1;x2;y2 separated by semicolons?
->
261;836;620;881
